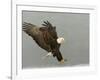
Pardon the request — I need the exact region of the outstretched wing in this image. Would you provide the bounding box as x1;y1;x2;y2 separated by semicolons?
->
41;21;60;47
22;22;51;52
42;21;58;39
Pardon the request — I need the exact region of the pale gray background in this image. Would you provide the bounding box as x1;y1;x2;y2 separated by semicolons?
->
22;11;89;69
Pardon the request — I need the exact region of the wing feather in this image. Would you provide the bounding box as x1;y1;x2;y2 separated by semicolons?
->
22;22;37;36
22;22;52;52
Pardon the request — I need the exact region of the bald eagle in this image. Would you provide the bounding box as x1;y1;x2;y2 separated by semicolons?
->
23;21;65;63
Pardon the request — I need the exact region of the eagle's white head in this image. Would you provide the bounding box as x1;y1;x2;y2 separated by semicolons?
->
57;37;64;44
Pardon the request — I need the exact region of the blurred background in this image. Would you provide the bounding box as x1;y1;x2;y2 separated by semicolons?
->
22;11;89;69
